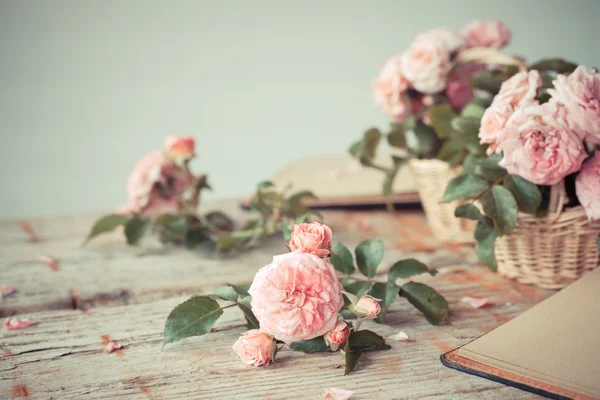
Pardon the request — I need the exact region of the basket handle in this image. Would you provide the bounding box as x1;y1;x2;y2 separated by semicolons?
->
455;47;527;72
545;180;566;224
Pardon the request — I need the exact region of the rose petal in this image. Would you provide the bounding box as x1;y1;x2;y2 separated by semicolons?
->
324;388;355;400
461;296;490;309
389;331;415;342
2;318;35;330
0;284;15;297
39;255;60;271
103;340;122;353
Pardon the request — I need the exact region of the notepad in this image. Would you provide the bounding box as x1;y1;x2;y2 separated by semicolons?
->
442;268;600;399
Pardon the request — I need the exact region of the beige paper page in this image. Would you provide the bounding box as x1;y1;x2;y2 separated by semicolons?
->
459;268;600;398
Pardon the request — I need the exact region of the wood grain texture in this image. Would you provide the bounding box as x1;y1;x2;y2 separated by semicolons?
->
0;201;552;399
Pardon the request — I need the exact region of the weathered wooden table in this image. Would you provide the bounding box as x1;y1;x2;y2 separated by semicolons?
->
0;201;553;399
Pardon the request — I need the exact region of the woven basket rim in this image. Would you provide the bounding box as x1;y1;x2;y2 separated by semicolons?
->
517;205;598;225
408;158;457;171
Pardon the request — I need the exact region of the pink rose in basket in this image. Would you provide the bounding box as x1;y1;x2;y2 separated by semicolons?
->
576;151;600;221
445;62;483;110
372;56;411;122
288;222;333;258
123;150;195;217
500;102;587;185
495;70;542;107
402;33;452;94
419;27;464;52
478;101;515;152
232;330;276;367
461;20;511;49
249;251;344;343
548;66;600;144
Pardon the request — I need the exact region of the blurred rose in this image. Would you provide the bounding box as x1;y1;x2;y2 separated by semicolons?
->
575;151;600;221
372;56;411;121
232;330;276;367
548;65;600;144
478;101;515;151
402;33;452;94
420;27;464;52
445;62;483;110
500;102;586;185
495;70;542;107
288;222;333;258
165;136;195;159
461;20;511;49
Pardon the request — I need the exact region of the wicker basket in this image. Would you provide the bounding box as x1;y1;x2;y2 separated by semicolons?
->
495;206;600;289
408;159;476;244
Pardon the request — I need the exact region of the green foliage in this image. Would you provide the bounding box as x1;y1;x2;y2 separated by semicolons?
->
454;204;483;221
238;296;260;329
124;218;153;245
482;186;518;236
474;220;498;270
355;237;384;279
290;337;331;353
230;283;251;296
504;175;542;214
429;104;458;139
84;214;130;244
163;296;224;346
330;242;355;275
399;282;449;325
214;285;238;302
387;123;406;148
349;128;382;165
344;330;391;375
443;174;489;203
529;58;578;74
388;259;435;282
404;119;442;158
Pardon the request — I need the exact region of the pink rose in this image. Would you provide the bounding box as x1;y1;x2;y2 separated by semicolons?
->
324;320;350;348
372;57;411;122
478;101;515;151
495;70;542;107
288;222;333;258
576;151;600;221
249;251;344;343
445;62;483;110
124;150;194;217
461;20;511;49
402;33;452;94
232;330;276;367
354;295;382;319
165;136;195;159
420;28;464;52
500;103;587;185
548;66;600;144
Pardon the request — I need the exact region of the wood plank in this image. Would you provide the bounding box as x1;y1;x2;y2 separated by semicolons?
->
0;266;550;400
1;205;479;317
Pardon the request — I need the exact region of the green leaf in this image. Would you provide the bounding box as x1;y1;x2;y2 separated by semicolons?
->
462;153;484;174
404;120;442;158
342;280;372;298
355;237;384;279
160;216;189;240
124;218;153;245
504;175;542;214
163;296;224;345
256;181;274;189
290;336;331;353
529;58;578;74
330;242;355;275
454;204;483;221
205;211;235;231
215;234;241;252
368;282;399;323
388;259;436;282
286;191;317;217
437;138;467;164
185;229;210;249
399;282;449;325
461;102;486;119
361;128;383;161
238;296;260;329
442;174;489;203
344;330;391;375
451;116;480;137
348;139;362;158
476;232;498;270
429;104;458;139
230;283;251;296
482;186;518;236
387;124;406;148
214;286;238;301
84;214;129;244
470;70;505;94
280;222;292;242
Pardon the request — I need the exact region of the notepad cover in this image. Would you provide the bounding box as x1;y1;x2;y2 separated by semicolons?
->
441;268;600;400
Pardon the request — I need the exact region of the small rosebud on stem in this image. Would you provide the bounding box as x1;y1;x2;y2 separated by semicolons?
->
324;321;350;351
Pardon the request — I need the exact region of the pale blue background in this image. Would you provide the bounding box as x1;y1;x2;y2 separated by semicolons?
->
1;0;599;217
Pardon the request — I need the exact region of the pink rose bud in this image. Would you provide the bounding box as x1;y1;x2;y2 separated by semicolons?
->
164;136;195;159
103;340;122;353
353;295;382;319
2;318;35;330
324;321;350;350
288;222;333;258
232;330;276;367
